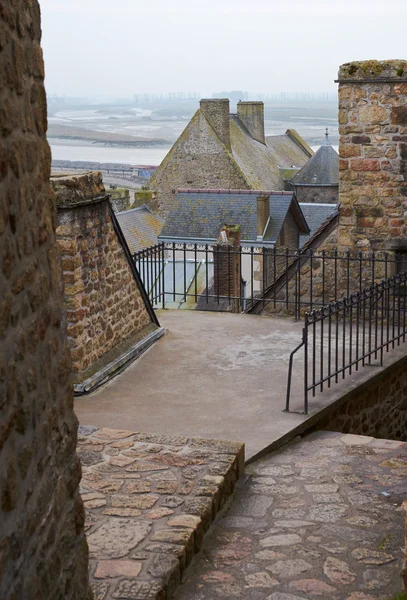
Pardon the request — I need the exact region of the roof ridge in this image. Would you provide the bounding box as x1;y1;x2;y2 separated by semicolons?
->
174;188;293;196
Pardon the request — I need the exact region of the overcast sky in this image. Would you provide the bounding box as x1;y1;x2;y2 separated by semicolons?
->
40;0;407;98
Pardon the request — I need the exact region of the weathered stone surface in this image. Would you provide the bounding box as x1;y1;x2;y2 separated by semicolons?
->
94;560;142;578
323;557;356;584
260;534;302;548
0;2;90;598
112;580;162;599
268;559;312;578
289;579;336;596
111;494;159;510
88;519;151;558
174;432;406;600
245;572;279;587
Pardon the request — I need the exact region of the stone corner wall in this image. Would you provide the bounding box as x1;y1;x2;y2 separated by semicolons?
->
53;173;156;382
338;59;407;251
0;2;90;598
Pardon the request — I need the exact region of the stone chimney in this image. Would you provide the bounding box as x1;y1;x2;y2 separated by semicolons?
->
256;195;270;238
337;59;407;251
200;98;231;150
237;101;266;145
213;225;241;312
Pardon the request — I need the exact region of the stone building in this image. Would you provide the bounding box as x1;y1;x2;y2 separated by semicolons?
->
0;1;91;597
288;143;339;204
52;173;164;393
149;99;313;217
160;189;309;248
337;60;407;252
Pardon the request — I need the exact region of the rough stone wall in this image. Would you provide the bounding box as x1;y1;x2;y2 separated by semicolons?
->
149;110;249;218
261;224;399;317
54;173;155;382
338;60;407;251
109;189;130;213
0;2;90;598
295;185;338;204
316;354;407;441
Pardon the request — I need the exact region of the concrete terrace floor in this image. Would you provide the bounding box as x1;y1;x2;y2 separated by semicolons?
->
75;310;404;461
76;311;310;460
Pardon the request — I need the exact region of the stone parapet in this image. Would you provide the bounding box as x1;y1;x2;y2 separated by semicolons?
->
51;171;107;207
337;59;407;251
79;427;244;600
54;173;158;385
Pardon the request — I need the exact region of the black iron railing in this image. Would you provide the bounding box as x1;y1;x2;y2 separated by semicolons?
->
286;271;407;414
133;242;399;315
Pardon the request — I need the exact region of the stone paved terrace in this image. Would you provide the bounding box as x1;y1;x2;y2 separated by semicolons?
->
174;431;407;599
78;426;244;600
76;310;407;461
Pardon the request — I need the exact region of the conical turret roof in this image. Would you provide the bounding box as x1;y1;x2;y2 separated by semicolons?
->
290;145;339;186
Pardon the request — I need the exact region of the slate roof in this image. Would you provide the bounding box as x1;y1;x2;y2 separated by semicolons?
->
299;202;339;246
116;206;164;253
160;190;309;245
290;145;339;186
230;120;313;190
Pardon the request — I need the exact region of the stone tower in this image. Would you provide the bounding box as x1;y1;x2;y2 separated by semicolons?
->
338;60;407;251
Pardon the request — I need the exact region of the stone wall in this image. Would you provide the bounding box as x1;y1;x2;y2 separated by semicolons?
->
316;353;407;441
0;2;90;598
149;106;249;218
53;173;157;384
109;188;131;213
338;60;407;251
295;185;338;204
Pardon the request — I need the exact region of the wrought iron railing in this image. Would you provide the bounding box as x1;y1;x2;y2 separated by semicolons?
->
133;242;399;315
286;271;407;414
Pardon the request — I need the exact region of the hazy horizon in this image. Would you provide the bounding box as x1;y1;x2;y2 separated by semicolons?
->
40;0;406;98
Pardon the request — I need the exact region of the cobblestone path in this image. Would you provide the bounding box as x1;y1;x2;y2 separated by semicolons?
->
175;431;407;599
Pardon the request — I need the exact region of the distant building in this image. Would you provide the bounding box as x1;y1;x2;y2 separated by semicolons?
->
287;142;339;204
149;99;313;217
159;189;309;248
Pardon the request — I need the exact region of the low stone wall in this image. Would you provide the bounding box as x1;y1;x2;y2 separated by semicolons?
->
53;173;159;385
79;427;244;600
316;353;407;441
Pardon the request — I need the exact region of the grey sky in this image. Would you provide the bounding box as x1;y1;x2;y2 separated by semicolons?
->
40;0;407;97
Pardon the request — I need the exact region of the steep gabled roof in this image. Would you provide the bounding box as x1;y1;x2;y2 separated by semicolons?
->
159;190;308;245
231;118;312;190
116;206;164;253
266;130;313;167
290;145;339;186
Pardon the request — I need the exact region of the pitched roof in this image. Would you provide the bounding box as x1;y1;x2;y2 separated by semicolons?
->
159;190;309;245
290;145;339;186
116;206;164;253
299;202;339;246
230;118;312;190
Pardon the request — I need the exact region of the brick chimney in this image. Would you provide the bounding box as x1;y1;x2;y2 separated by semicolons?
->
237;101;266;145
256;195;270;238
213;225;241;312
200;99;231;150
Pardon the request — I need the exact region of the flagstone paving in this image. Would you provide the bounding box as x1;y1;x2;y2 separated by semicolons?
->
174;431;407;600
78;427;244;600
